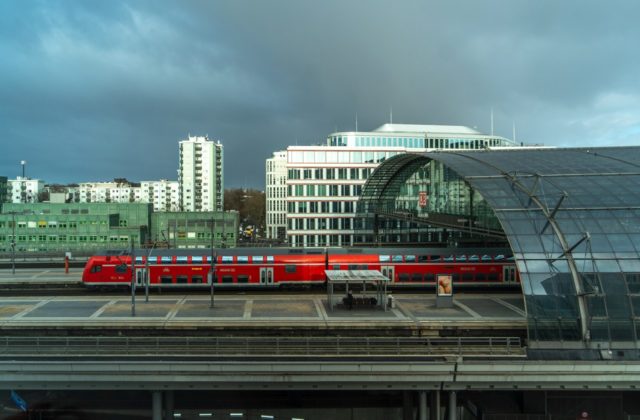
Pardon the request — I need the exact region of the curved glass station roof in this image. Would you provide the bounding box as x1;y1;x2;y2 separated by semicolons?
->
357;147;640;360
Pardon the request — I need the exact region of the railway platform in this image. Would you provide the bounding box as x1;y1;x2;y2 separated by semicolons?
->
0;292;526;338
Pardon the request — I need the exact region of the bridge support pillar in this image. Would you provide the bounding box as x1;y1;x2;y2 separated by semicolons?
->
403;391;414;420
152;390;162;420
418;390;427;420
430;390;440;420
164;390;174;420
448;391;457;420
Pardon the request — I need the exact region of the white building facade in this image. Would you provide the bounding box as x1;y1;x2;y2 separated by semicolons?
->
265;151;287;240
8;177;45;203
281;124;517;247
78;182;135;203
139;180;180;212
178;135;224;212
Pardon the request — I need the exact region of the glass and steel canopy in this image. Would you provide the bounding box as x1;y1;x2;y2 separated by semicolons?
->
356;147;640;359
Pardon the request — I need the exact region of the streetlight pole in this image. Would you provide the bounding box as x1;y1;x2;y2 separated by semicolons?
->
10;212;16;276
210;216;215;308
145;240;155;303
130;237;136;317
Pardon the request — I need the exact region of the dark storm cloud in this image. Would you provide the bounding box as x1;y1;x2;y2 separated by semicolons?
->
1;1;639;187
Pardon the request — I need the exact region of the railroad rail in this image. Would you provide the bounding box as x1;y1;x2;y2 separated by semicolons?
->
0;335;524;358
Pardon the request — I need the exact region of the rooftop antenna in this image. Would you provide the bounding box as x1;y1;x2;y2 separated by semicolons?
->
355;113;358;132
513;121;517;143
20;160;26;179
490;107;494;136
389;107;393;125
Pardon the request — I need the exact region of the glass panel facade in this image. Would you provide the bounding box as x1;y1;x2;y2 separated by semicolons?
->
356;147;640;359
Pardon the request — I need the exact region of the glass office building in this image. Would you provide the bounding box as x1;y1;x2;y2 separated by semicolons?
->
282;123;516;247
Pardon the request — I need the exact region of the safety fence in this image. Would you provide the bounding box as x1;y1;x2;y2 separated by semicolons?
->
0;335;524;357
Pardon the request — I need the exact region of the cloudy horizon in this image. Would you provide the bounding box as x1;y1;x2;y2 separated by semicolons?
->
1;0;639;188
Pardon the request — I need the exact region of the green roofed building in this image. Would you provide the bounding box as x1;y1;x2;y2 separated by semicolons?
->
0;202;152;252
0;203;239;253
151;211;238;249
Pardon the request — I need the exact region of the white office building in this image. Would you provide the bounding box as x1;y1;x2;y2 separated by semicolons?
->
8;177;45;203
279;123;517;247
265;151;287;240
178;135;224;212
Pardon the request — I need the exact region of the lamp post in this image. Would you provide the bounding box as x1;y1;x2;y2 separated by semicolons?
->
130;237;136;317
210;216;215;308
10;212;16;276
144;239;156;303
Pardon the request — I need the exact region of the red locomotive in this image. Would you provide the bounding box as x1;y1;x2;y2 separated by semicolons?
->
82;247;519;288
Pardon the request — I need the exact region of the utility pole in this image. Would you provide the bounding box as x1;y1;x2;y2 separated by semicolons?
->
131;237;136;317
145;239;155;303
10;212;16;275
210;216;215;308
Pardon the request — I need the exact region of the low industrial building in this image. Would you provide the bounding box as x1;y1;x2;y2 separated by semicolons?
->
0;202;238;253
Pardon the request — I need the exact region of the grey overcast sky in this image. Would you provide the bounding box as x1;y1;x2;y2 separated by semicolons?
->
1;1;639;188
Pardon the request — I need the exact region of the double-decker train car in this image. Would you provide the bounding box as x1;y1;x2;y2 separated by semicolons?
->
82;247;519;288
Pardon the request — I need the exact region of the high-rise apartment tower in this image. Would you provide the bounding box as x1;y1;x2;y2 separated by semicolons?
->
178;135;224;212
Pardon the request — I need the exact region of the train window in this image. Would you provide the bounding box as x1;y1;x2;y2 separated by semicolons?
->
237;275;249;284
431;255;441;262
399;273;410;282
456;255;467;262
222;275;233;283
90;265;102;273
333;265;340;270
221;256;233;264
495;254;505;261
348;265;359;270
266;256;274;263
488;273;499;282
237;256;249;264
476;273;486;281
135;256;144;263
160;276;172;284
176;256;188;264
285;265;296;273
462;273;473;282
192;275;203;284
405;255;416;263
115;264;127;273
481;255;492;262
418;255;428;263
161;256;172;264
506;255;515;261
452;274;460;282
253;256;264;264
176;275;188;284
392;255;403;263
468;255;479;262
379;255;391;262
411;273;422;282
424;273;435;282
444;255;454;262
192;256;203;264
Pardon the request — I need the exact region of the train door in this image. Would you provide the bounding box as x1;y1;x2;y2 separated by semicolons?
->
503;265;517;284
135;268;146;287
381;266;395;283
260;267;274;285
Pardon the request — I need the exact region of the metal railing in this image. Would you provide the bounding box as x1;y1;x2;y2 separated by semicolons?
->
0;336;524;357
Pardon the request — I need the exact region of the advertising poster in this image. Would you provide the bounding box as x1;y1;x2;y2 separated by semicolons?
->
437;274;453;296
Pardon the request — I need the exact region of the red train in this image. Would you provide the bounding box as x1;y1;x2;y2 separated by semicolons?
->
82;247;519;288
